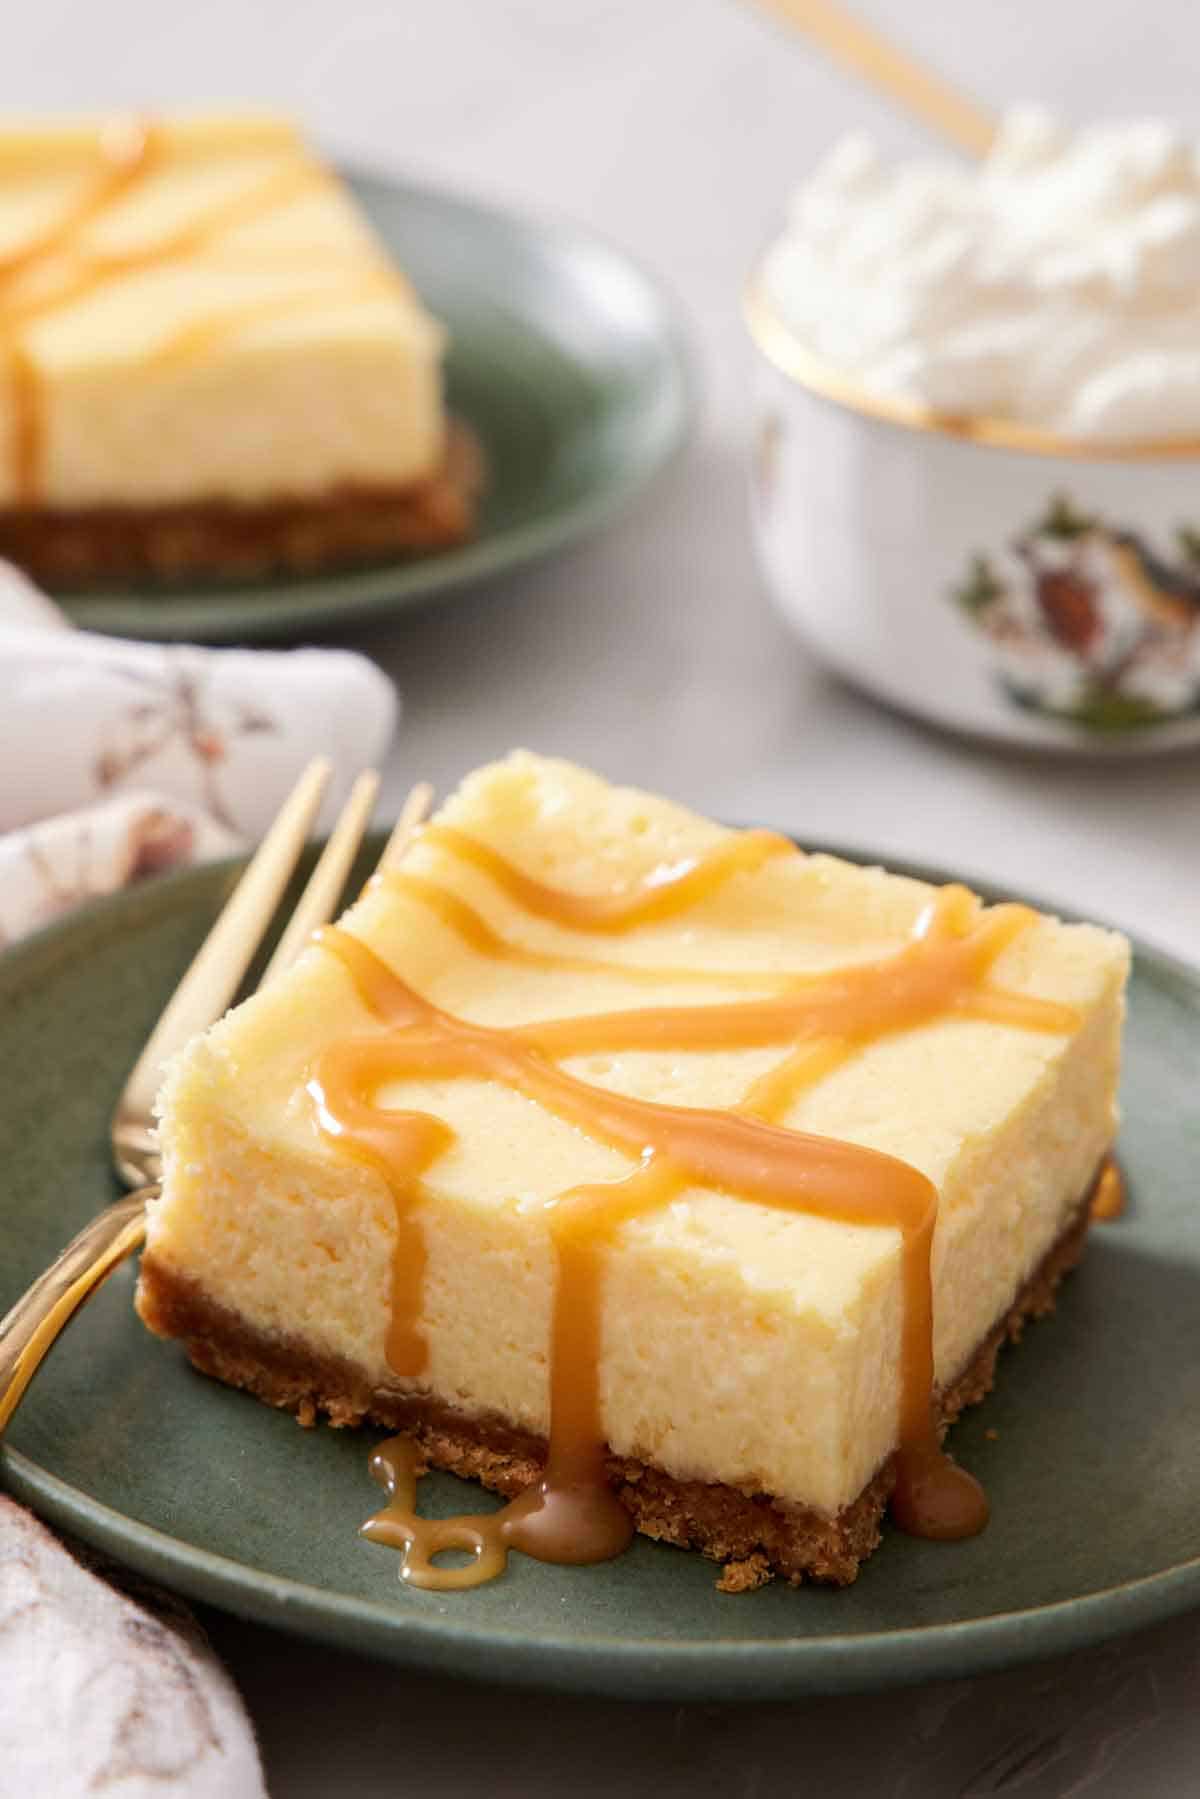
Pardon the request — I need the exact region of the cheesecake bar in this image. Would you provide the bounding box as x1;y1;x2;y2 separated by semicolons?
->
136;753;1129;1589
0;115;478;584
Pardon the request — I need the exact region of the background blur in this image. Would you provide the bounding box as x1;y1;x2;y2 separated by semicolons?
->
8;7;1198;1791
8;0;1194;968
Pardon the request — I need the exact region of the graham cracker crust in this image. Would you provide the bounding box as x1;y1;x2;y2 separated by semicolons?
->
135;1196;1093;1591
0;422;483;586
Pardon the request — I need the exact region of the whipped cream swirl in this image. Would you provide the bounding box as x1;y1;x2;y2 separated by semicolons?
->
762;109;1200;440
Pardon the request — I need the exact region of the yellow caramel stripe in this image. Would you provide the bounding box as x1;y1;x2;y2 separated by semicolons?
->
382;865;822;990
148;270;403;369
0;116;159;280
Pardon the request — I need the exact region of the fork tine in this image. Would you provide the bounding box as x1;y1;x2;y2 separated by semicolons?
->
379;781;434;872
2;756;382;1435
115;757;331;1135
259;769;381;990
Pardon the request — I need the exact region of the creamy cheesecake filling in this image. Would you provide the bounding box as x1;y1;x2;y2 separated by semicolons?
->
306;828;1081;1589
0;114;446;510
139;753;1129;1593
135;1176;1100;1591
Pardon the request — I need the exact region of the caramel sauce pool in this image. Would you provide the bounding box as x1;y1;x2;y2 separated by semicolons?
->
307;825;1082;1590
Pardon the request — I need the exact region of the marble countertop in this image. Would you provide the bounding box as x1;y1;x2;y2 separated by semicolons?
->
11;0;1198;1789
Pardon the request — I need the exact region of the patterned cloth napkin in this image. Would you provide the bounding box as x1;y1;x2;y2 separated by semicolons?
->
0;561;399;1791
0;557;398;942
0;1498;267;1796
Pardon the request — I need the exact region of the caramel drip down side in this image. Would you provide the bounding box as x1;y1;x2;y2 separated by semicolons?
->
308;831;1081;1589
6;343;41;508
1;117;159;503
1091;1159;1125;1221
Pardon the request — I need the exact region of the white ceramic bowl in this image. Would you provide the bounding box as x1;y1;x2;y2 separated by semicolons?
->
745;270;1200;754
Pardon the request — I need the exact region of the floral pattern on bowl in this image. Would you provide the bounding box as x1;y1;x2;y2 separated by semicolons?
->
953;495;1200;733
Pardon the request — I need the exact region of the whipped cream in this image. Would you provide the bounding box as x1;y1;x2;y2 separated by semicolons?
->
762;109;1200;440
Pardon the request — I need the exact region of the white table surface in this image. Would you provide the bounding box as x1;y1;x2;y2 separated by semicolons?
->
11;0;1200;1790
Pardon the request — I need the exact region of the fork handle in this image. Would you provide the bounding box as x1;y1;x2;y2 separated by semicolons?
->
0;1190;152;1437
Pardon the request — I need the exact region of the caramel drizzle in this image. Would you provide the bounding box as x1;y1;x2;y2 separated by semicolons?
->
6;342;40;507
0;119;384;500
309;829;1080;1589
0;117;159;280
416;822;796;933
149;269;402;368
1;160;330;332
1091;1159;1126;1221
381;868;813;990
3;119;157;501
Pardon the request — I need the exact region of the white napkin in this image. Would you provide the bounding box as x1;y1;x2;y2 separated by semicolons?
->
0;559;398;939
0;791;241;947
0;556;67;630
0;1497;267;1798
0;560;402;1785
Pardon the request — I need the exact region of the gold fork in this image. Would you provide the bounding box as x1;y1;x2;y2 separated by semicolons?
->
0;764;432;1436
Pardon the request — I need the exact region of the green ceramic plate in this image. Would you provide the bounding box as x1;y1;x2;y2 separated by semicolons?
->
54;171;692;643
2;840;1198;1701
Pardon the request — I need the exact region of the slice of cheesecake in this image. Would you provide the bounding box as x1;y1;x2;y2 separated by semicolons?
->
136;753;1129;1590
0;114;478;584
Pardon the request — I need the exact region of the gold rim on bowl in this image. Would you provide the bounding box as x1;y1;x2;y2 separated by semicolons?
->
744;268;1200;464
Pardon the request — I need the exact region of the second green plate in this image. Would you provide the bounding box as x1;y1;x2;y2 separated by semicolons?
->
57;170;693;643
